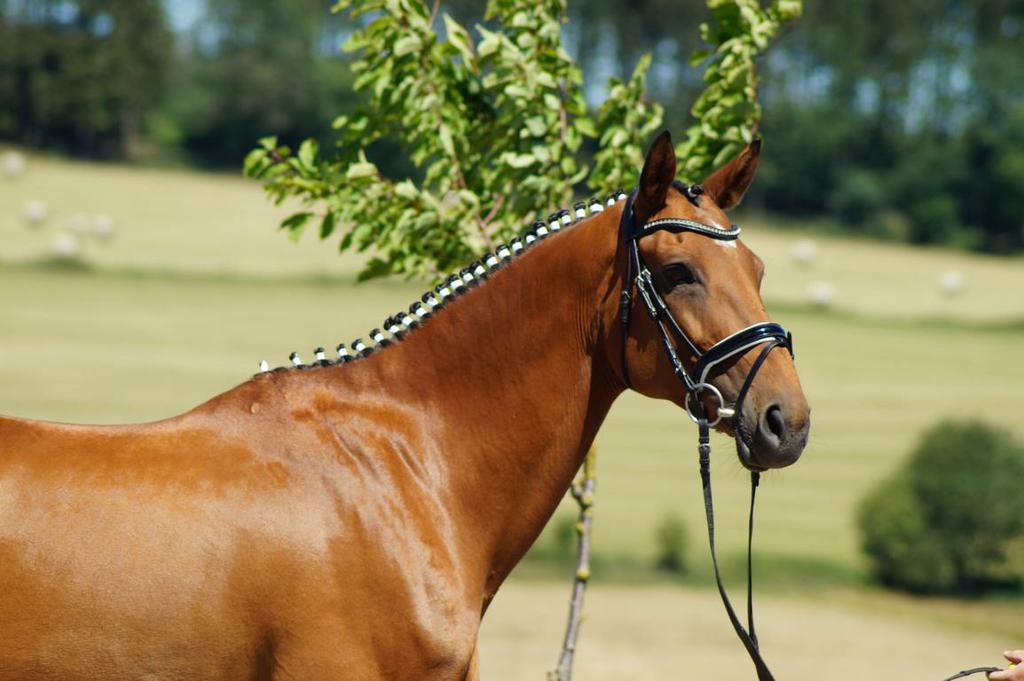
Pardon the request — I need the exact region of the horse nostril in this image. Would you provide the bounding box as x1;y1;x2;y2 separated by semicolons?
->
763;404;786;444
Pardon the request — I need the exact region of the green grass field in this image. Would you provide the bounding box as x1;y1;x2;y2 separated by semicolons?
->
479;582;1018;679
2;149;1023;678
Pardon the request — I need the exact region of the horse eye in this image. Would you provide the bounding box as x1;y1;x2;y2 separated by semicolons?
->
663;263;697;287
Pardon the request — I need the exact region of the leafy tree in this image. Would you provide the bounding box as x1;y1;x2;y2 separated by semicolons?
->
858;420;1024;594
675;0;802;182
0;0;171;156
753;0;1024;252
176;0;352;167
245;0;800;281
654;513;690;574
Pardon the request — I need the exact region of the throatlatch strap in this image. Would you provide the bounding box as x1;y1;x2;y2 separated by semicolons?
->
618;190;639;390
698;417;776;681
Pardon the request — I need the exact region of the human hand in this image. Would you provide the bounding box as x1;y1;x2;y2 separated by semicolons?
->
989;651;1024;680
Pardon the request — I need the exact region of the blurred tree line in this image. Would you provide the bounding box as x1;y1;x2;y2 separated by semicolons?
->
1;0;1022;252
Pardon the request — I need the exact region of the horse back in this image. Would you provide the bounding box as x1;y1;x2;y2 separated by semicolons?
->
0;377;480;680
0;388;347;679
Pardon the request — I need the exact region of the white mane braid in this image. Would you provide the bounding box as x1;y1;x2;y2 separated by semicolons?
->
256;192;627;376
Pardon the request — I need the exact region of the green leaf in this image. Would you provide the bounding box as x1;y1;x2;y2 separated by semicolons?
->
689;49;712;67
774;0;803;20
357;257;393;282
443;14;476;67
439;124;456;156
243;148;268;178
281;212;313;243
346;162;378;179
477;27;500;57
298;139;318;171
534;70;557;89
504;153;536;169
319;211;337;240
393;35;423;57
712;142;742;168
574;117;597;137
524;116;547;137
515;33;535;49
394;180;419;200
504;84;531;99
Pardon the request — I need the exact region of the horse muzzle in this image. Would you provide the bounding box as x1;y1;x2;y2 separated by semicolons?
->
738;400;810;470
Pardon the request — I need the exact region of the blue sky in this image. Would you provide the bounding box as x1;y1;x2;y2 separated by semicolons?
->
162;0;203;33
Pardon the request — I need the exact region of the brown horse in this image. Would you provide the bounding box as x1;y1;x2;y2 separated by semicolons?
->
0;133;808;680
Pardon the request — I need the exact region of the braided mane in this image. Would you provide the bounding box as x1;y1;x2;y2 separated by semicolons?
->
256;191;628;375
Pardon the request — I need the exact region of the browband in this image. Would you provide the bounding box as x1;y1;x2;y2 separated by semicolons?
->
636;217;741;240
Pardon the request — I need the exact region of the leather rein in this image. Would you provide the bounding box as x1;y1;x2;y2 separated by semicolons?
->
616;186;1002;681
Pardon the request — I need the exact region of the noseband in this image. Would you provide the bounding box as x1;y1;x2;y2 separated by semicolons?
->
618;186;792;681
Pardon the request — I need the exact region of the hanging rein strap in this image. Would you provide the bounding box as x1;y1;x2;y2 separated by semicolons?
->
617;188;792;680
940;670;1002;681
695;338;784;681
699;416;774;681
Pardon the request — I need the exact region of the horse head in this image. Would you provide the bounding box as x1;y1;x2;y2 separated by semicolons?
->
614;131;810;471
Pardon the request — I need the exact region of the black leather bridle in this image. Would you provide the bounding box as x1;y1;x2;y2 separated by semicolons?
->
618;184;791;681
617;185;1003;681
618;184;793;430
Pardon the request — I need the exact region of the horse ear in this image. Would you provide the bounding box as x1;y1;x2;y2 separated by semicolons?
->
701;139;762;210
634;131;677;223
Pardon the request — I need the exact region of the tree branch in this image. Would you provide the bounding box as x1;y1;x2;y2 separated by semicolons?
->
476;195;504;250
548;446;597;681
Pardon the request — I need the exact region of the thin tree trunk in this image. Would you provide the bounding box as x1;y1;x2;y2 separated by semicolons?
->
549;446;596;681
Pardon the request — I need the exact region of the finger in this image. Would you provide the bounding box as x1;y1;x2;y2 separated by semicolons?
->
989;671;1010;681
1004;651;1024;664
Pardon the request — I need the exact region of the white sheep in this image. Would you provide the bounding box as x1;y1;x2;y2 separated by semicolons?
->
791;239;817;267
22;200;48;227
51;232;81;259
806;281;835;308
2;151;26;178
92;214;116;241
938;271;965;297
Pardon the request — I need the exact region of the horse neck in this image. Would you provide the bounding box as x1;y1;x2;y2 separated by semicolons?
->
362;208;626;591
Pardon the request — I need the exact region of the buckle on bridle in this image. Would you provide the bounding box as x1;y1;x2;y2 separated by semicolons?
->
636;271;659;318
